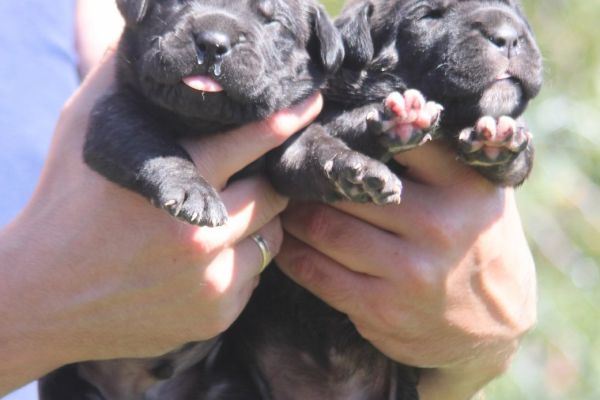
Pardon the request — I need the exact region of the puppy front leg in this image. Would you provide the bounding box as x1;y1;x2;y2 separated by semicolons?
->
84;90;227;226
322;91;443;159
267;124;402;205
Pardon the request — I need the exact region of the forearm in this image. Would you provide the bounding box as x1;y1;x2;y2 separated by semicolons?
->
418;370;486;400
0;220;74;395
417;351;514;400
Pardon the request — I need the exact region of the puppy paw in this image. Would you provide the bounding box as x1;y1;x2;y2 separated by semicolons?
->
323;150;402;205
154;177;228;227
367;89;443;152
458;116;531;167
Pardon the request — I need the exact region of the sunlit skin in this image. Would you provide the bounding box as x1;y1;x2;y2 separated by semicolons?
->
0;52;322;396
278;141;537;399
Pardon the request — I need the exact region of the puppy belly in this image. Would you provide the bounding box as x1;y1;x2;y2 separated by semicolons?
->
258;345;391;400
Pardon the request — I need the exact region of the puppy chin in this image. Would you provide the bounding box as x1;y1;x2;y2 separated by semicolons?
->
479;79;524;117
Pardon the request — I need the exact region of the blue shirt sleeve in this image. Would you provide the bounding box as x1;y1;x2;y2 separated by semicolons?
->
0;1;77;398
0;0;79;227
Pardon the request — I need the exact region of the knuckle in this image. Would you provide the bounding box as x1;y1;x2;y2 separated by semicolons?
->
397;255;443;296
302;205;335;244
415;264;442;293
289;250;323;287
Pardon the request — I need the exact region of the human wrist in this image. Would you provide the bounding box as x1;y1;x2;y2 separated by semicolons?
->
0;220;75;394
417;340;518;400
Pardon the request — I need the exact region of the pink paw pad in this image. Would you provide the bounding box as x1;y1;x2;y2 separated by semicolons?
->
459;115;531;165
377;90;443;150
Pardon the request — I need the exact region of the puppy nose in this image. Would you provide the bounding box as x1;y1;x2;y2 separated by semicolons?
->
488;24;520;58
195;31;232;61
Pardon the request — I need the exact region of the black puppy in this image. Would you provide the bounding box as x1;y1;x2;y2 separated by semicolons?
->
178;0;542;399
39;0;345;399
270;0;543;198
82;0;345;227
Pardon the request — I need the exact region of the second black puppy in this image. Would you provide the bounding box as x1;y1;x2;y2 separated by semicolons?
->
271;0;544;197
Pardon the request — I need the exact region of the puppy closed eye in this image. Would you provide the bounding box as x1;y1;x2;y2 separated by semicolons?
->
420;8;445;20
412;0;451;21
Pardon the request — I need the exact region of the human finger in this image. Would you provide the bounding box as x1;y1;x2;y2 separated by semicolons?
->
275;235;372;316
392;140;484;186
332;171;504;241
203;217;283;297
181;93;323;189
281;202;410;278
191;177;288;253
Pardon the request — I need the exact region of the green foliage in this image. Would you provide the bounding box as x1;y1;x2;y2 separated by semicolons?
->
491;1;600;399
320;1;600;398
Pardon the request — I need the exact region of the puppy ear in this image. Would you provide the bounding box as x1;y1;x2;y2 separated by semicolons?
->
335;1;374;70
116;0;150;25
309;6;345;74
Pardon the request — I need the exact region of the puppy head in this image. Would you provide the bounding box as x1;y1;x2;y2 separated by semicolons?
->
337;0;543;125
115;0;343;122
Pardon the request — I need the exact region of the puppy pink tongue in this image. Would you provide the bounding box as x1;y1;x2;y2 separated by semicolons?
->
182;75;223;92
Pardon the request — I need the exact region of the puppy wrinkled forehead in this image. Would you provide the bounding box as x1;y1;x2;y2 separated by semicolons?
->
180;0;304;17
179;0;311;36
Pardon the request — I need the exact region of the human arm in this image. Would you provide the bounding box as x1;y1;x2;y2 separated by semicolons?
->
0;52;322;395
276;141;537;399
75;0;124;77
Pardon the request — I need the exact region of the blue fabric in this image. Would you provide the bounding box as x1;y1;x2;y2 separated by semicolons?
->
0;0;78;227
0;0;78;398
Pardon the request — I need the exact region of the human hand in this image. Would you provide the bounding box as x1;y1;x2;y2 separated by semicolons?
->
276;141;537;399
0;50;322;394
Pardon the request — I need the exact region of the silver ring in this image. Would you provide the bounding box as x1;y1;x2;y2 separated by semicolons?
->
251;234;271;273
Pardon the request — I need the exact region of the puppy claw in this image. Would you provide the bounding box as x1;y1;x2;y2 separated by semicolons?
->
153;178;228;227
322;151;402;205
164;199;178;207
508;128;531;152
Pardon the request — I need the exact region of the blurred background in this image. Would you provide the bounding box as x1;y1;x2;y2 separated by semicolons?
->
321;1;600;399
